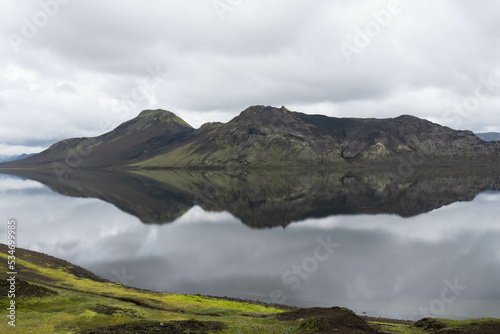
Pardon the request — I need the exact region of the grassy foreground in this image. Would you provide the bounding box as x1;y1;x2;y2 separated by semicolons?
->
1;245;499;333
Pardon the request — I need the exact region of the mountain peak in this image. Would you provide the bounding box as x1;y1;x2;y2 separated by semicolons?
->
133;109;192;129
139;109;174;117
235;105;294;121
395;114;419;120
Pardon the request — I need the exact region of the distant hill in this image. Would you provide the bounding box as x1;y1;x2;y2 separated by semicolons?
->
476;132;500;142
0;153;36;163
2;106;500;170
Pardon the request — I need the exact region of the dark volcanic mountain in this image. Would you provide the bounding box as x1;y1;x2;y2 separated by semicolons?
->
2;106;500;169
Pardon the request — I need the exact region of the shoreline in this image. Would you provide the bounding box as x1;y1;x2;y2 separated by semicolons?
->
2;244;499;333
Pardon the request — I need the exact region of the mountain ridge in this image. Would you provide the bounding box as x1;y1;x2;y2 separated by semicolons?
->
134;105;499;168
1;106;499;170
0;153;36;163
476;132;500;142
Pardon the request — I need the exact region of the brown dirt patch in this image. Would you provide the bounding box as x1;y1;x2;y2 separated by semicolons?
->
93;304;136;316
115;296;167;310
76;319;226;334
194;312;221;317
0;278;57;298
277;307;379;333
414;318;446;331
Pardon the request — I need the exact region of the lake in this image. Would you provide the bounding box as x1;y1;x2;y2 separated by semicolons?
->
1;168;500;320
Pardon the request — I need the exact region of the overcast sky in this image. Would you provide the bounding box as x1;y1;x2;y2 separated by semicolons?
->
1;0;500;155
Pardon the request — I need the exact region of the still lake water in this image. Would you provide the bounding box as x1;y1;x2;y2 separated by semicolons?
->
1;168;500;320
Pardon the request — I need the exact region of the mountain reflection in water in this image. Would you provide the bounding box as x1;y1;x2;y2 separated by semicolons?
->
1;168;500;320
2;168;500;228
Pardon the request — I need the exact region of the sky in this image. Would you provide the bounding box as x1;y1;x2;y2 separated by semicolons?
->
1;0;500;156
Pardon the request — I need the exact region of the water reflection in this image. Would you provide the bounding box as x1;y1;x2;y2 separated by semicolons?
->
0;170;499;320
2;168;500;228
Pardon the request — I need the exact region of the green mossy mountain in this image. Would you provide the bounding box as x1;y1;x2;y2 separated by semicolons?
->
2;106;500;169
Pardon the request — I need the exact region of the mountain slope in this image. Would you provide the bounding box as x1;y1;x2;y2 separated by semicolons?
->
137;106;348;168
1;110;194;169
135;106;500;168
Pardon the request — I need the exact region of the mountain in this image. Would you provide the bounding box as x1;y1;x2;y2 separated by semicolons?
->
476;132;500;142
0;153;36;163
2;106;500;169
0;109;194;169
133;106;500;168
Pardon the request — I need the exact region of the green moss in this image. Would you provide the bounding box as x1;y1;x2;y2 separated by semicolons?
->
369;321;427;334
0;251;290;334
296;317;324;332
437;317;500;328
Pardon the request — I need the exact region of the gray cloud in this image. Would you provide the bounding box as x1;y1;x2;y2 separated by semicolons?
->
1;0;500;155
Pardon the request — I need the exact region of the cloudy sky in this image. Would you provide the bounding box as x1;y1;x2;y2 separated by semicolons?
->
1;0;500;155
